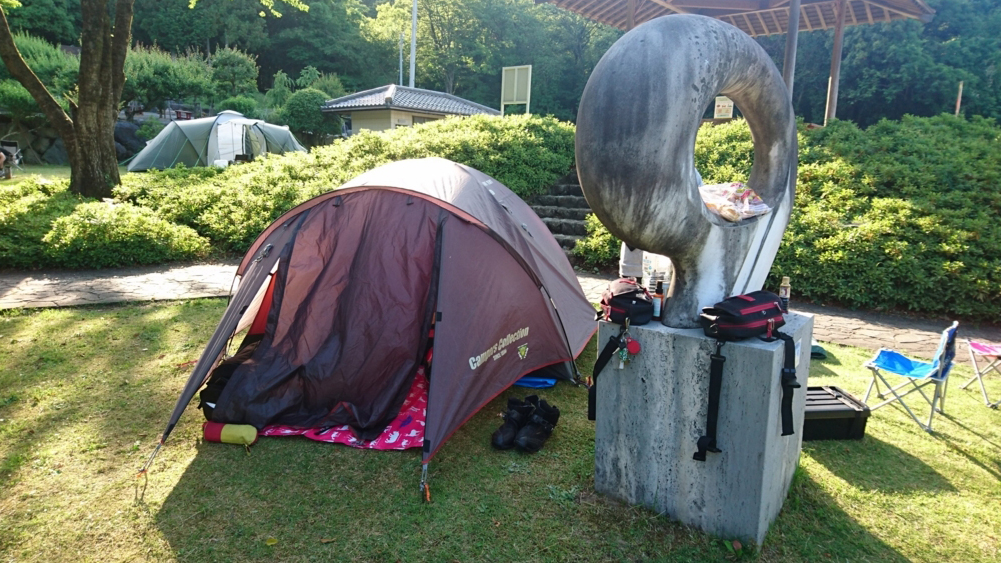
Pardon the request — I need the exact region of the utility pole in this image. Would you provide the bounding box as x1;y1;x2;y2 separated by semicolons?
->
409;0;417;88
955;81;964;117
399;33;404;86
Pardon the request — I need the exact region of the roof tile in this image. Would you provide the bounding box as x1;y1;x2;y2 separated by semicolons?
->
322;85;500;116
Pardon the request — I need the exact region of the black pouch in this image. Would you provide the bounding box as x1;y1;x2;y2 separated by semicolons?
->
698;290;785;341
598;278;654;326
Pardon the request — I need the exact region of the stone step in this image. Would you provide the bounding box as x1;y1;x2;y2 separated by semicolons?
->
553;233;582;251
531;205;591;221
533;194;590;209
542;217;588;237
548;183;584;197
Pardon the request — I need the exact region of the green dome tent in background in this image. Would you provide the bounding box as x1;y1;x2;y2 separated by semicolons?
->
127;111;307;172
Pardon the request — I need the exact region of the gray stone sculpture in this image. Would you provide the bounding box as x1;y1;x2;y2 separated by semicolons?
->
576;15;797;327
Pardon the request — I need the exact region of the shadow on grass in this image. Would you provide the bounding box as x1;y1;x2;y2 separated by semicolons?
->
809;347;849;378
804;435;955;493
933;413;1001;481
0;300;224;486
765;466;909;562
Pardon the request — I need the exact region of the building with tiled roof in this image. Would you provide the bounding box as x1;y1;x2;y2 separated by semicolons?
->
322;84;500;134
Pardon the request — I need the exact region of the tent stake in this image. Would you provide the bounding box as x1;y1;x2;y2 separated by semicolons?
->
420;463;431;502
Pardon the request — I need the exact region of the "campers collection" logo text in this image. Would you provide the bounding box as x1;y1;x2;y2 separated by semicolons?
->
468;327;529;370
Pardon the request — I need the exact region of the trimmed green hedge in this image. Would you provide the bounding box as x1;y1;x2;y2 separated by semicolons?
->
573;115;1001;321
114;113;576;251
5;114;575;269
0;179;84;270
42;202;209;268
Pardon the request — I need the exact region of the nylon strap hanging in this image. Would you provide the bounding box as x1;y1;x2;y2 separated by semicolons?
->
694;340;725;461
776;331;801;436
588;322;628;421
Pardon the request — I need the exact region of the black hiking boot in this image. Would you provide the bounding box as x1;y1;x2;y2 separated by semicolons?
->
514;400;560;453
491;396;537;449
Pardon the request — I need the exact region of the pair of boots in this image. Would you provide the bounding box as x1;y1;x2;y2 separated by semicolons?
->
491;395;560;453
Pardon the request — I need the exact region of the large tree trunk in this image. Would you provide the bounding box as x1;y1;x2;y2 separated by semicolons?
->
0;1;132;199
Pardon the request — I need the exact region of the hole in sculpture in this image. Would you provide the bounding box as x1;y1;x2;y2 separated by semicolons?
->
696;98;767;223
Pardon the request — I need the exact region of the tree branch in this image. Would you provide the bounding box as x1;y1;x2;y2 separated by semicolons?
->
0;8;75;141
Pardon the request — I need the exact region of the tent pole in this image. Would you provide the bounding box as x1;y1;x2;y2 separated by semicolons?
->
543;286;583;383
824;0;848;126
782;0;801;97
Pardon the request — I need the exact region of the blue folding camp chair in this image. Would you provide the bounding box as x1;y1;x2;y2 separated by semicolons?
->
863;321;959;432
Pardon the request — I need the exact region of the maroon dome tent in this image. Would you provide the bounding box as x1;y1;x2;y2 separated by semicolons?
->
150;158;596;486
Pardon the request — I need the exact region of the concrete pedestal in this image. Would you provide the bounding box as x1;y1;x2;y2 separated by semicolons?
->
594;313;813;544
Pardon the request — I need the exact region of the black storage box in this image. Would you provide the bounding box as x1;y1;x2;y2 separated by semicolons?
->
803;386;870;441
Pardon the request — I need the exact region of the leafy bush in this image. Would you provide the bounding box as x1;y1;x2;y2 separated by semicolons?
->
773;114;1001;319
311;113;576;200
136;118;165;141
0;80;43;125
41;201;209;268
264;70;293;109
571;115;1001;321
278;88;338;143
217;95;259;118
0;32;78;96
572;214;620;270
0;178;82;269
123;45;214;117
308;72;345;99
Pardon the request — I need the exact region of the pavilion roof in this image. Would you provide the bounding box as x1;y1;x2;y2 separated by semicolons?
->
539;0;934;36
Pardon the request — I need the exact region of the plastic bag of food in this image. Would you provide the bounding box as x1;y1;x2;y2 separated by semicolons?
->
698;182;771;222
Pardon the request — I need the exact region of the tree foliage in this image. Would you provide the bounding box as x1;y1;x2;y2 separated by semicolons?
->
0;78;43;124
3;0;80;45
278;87;338;144
132;0;269;54
217;94;259;118
757;0;1001;126
263;69;293;107
0;31;77;96
211;46;259;97
367;0;618;120
260;0;387;91
122;44;213;117
308;71;345;99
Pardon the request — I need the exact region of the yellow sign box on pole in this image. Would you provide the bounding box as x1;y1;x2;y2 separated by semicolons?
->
501;65;532;115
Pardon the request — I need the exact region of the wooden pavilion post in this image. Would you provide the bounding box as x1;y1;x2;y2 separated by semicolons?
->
627;0;636;30
782;0;802;97
824;0;848;125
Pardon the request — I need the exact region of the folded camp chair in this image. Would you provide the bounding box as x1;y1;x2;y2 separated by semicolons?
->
0;140;23;171
961;340;1001;408
863;321;959;432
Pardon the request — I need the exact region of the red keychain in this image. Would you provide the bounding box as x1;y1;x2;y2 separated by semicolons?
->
625;337;641;355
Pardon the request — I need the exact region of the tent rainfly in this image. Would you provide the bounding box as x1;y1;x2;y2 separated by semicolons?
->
127;111;306;171
145;158;596;491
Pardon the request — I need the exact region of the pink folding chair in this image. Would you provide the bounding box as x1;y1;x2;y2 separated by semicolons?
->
962;340;1001;408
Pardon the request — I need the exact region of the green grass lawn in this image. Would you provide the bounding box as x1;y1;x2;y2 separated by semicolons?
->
2;164;129;185
1;300;999;561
